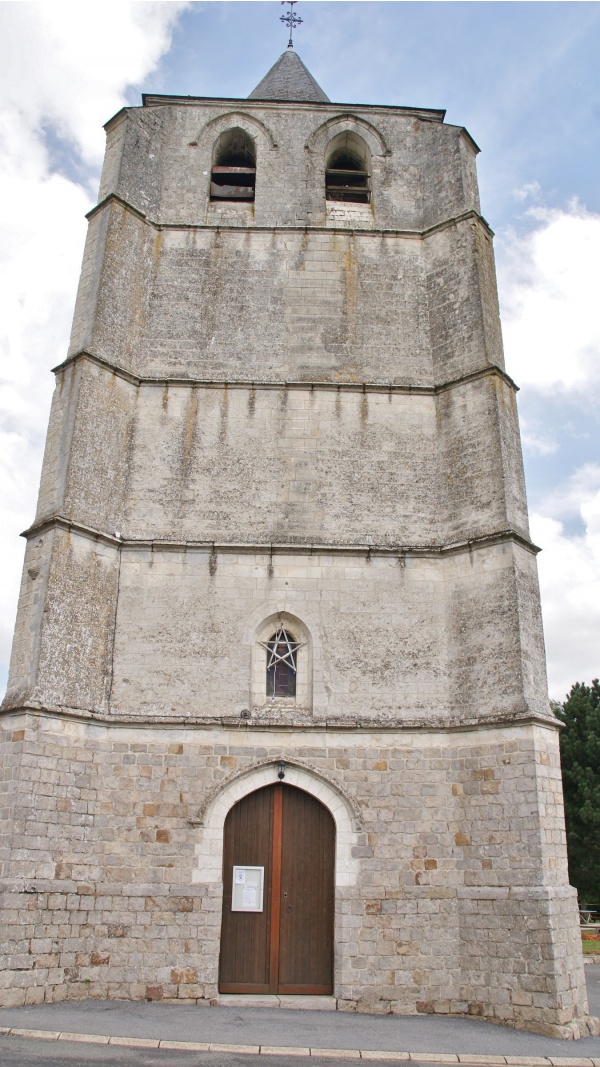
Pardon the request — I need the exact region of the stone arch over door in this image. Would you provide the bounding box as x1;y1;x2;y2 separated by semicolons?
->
192;759;361;888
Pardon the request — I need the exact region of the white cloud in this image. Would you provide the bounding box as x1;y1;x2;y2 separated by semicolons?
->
1;2;184;165
512;181;541;203
497;202;600;698
538;463;600;523
520;424;559;457
0;2;186;689
531;464;600;700
498;203;600;393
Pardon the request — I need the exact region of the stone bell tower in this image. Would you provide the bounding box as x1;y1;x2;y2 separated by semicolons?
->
1;43;595;1036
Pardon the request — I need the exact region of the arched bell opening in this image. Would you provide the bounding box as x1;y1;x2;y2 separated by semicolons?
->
325;131;371;204
218;782;335;994
210;127;256;201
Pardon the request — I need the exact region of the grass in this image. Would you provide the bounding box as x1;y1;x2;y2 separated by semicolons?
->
582;937;600;954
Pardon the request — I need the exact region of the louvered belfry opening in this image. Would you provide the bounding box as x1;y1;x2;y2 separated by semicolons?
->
210;127;256;201
326;144;370;204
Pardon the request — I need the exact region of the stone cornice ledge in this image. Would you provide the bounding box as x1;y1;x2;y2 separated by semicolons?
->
0;701;559;733
52;349;519;396
21;515;540;557
85;192;495;239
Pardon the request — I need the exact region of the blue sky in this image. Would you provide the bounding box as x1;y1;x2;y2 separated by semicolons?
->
1;1;599;699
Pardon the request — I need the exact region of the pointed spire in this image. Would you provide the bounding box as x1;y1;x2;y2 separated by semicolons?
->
248;50;330;103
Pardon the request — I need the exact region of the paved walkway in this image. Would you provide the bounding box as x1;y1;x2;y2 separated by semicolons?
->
0;968;599;1065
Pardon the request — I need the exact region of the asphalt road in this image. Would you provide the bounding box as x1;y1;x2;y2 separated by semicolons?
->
587;963;600;1015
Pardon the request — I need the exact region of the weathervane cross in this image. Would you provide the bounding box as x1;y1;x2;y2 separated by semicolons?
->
280;1;303;49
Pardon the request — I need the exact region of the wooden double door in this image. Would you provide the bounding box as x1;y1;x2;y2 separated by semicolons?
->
219;783;335;994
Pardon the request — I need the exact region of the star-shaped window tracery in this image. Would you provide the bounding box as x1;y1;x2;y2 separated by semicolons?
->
261;626;304;673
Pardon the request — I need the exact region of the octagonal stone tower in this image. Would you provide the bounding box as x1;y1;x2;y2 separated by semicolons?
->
1;47;594;1035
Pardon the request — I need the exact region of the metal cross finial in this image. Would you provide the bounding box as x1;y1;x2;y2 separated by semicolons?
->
280;1;303;49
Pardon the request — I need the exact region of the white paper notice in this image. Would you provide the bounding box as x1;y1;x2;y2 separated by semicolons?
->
242;887;257;909
231;866;264;911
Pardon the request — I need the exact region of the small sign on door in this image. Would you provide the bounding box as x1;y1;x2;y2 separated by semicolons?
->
232;866;264;912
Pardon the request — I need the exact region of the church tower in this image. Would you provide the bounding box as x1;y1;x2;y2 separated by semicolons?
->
1;41;595;1036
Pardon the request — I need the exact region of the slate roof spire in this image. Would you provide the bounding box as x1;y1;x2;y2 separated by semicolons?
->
248;49;330;103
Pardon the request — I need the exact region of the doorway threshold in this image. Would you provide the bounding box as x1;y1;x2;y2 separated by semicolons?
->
217;994;337;1011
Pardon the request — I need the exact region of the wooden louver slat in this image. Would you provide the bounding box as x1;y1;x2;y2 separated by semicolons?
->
210;183;255;199
212;166;256;174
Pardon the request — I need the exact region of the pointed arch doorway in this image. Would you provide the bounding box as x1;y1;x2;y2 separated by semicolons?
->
219;783;335;994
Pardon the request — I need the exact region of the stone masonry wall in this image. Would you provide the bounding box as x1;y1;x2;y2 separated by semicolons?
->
0;713;589;1036
124;384;440;546
32;361;526;553
68;202;156;372
65;97;490;385
5;523;548;727
109;540;545;724
4;531;547;724
104;101;478;232
67;206;500;387
5;530;119;715
3;534;55;709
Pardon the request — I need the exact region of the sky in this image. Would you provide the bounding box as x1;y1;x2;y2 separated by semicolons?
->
0;0;599;702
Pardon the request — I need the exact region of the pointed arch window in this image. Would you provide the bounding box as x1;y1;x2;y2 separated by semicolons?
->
252;613;312;709
326;134;370;204
210;127;256;202
262;626;303;698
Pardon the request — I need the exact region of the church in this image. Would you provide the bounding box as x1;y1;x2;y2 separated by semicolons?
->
0;35;595;1038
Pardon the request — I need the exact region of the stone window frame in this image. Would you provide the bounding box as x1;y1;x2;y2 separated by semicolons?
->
251;611;312;711
191;111;276;216
306;115;387;227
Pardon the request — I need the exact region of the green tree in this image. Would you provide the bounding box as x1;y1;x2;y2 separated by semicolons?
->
556;680;600;905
